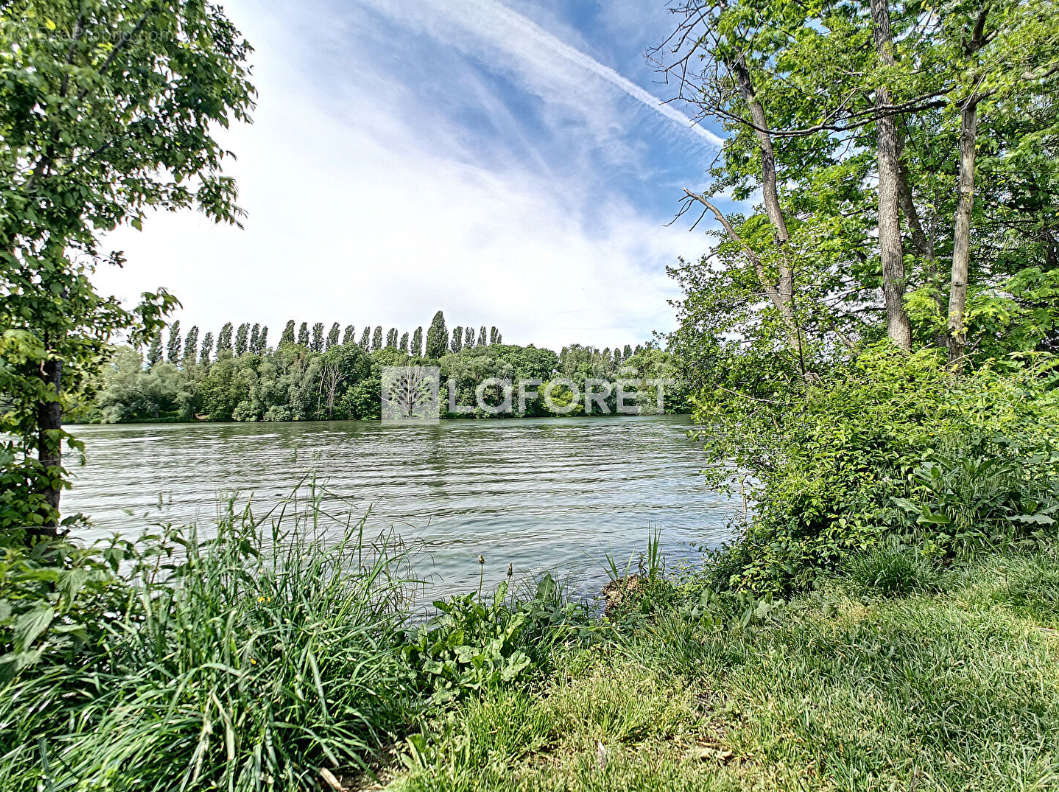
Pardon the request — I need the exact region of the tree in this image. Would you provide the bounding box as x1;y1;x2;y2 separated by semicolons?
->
235;323;249;355
0;0;253;534
311;322;324;353
297;322;309;347
249;323;260;353
400;331;409;353
489;326;499;345
199;332;214;366
281;320;296;346
386;328;398;348
167;321;182;364
372;325;383;352
451;325;464;353
318;344;370;419
465;327;475;349
257;325;268;353
217;323;234;355
359;326;371;350
326;322;340;350
426;311;448;358
477;326;487;347
146;332;163;368
869;0;912;351
343;324;355;345
411;327;423;356
624;344;633;360
183;326;199;366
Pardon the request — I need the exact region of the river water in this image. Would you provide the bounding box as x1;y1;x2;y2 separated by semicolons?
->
66;415;736;599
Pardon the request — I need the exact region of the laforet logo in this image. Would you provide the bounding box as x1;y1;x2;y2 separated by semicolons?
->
381;366;441;424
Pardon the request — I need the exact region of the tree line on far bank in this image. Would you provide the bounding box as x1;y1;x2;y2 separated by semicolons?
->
150;311;505;368
82;310;678;424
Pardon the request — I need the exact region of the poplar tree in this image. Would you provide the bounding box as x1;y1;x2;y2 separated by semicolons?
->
147;332;163;368
235;323;249;355
327;322;340;350
465;327;475;349
311;322;324;352
386;328;398;348
281;320;296;346
372;326;383;351
400;332;409;353
297;322;309;347
342;325;355;345
359;327;371;349
411;327;423;356
257;326;268;352
200;332;214;366
426;311;448;358
217;323;234;355
489;326;499;345
624;344;633;360
477;326;487;347
184;326;199;366
249;323;260;353
451;325;464;353
167;321;182;363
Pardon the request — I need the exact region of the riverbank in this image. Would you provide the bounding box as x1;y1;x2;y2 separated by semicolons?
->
2;503;1057;791
389;542;1059;790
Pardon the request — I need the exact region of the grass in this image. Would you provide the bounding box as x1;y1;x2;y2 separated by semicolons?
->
0;493;420;792
389;541;1059;792
3;506;1059;791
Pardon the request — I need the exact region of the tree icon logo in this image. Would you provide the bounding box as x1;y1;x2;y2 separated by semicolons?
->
381;366;440;424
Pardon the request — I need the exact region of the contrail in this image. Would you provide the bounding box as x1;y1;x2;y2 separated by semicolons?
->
465;0;723;147
374;0;724;148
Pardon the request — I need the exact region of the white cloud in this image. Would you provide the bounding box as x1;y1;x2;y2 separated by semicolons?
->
95;0;716;350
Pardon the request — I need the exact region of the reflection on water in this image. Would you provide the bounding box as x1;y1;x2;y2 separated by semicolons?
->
67;415;736;598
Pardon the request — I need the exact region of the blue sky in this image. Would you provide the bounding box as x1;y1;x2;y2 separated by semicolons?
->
97;0;726;350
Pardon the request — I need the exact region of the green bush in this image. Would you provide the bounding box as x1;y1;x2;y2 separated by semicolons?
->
697;345;1059;595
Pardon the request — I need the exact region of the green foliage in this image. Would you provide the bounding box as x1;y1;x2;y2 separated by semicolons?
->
183;325;199;366
394;542;1059;791
198;331;213;366
0;534;128;679
405;575;587;706
698;345;1059;594
0;498;417;792
426;311;448;359
0;0;254;527
842;540;942;598
281;320;296;346
218;322;234;353
166;320;182;363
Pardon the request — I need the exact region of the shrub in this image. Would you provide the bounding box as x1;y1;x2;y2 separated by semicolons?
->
696;345;1059;595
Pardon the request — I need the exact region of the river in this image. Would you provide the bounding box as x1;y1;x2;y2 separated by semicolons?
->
66;415;736;599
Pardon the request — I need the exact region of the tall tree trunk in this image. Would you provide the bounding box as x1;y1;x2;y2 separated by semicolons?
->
870;0;912;351
947;7;989;366
947;97;979;365
728;54;807;375
35;357;63;539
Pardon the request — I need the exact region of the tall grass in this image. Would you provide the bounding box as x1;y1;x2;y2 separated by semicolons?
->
0;493;418;792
